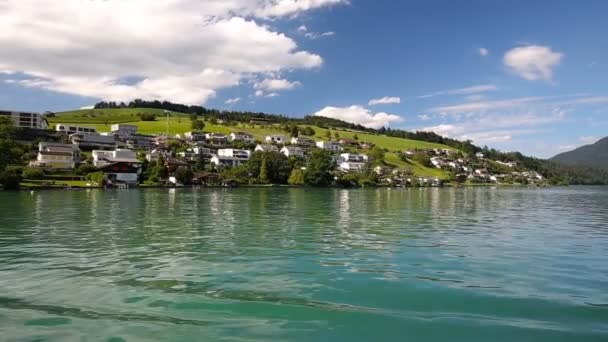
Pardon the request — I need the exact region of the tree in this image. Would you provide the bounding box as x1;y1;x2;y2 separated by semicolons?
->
301;126;315;136
324;130;331;139
259;158;269;184
175;167;194;185
139;113;156;121
246;151;291;184
0;169;21;190
191;119;205;131
288;168;305;185
0;117;23;172
353;133;359;141
334;131;340;139
369;147;386;164
305;149;335;186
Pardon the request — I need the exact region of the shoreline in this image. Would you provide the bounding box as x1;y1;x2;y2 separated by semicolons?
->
8;182;556;191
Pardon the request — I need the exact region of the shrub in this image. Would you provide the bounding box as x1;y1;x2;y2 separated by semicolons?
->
86;172;104;184
76;164;98;175
139;113;157;121
22;167;45;180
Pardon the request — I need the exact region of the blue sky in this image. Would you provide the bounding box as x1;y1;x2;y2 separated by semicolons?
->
1;0;607;157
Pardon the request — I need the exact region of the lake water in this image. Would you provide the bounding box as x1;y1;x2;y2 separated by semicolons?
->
0;187;607;341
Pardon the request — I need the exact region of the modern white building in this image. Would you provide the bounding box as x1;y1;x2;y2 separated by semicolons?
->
316;140;342;152
56;124;97;135
280;146;305;158
338;153;369;172
0;109;48;130
217;148;251;160
70;133;116;150
265;135;286;144
31;142;79;169
229;132;255;144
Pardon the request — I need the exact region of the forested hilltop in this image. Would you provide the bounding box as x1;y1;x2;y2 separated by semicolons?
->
87;100;608;185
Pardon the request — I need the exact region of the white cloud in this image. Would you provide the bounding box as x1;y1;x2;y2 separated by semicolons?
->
225;97;241;105
297;24;335;39
418;84;498;99
503;45;563;81
0;0;347;104
313;105;403;129
418;114;432;121
255;90;265;97
304;31;335;39
478;48;489;57
79;105;95;110
254;78;302;91
368;96;401;106
427;96;545;115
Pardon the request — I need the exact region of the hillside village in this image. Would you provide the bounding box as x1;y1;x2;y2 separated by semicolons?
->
0;108;547;189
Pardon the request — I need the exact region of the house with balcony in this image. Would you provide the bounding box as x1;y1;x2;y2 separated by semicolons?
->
338;153;369;172
205;133;228;145
184;131;206;142
70;133;116;151
316;140;342;152
31;142;79;169
110;124;138;140
280;146;305;158
0;109;48;130
229;132;255;144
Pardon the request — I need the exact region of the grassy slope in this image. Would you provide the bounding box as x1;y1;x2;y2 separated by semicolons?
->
52;108;451;178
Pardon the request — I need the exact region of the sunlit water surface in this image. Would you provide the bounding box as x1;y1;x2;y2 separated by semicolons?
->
1;187;607;341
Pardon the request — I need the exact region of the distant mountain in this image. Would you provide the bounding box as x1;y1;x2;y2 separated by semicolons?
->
550;137;608;171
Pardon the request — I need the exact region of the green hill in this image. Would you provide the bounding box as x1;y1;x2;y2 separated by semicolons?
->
51;108;452;178
550;137;608;171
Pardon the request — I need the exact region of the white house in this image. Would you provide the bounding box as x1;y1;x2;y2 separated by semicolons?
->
265;135;286;144
316;141;342;152
338;153;369;172
476;152;485;159
92;149;140;167
0;109;48;130
205;133;228;145
31;142;79;169
229;132;255;144
255;144;279;153
56;124;97;135
280;146;305;158
217;148;251;160
184;131;206;142
177;147;211;161
430;157;443;169
210;155;248;168
290;136;316;147
146;148;171;162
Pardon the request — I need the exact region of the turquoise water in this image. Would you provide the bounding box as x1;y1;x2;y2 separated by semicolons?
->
0;187;607;341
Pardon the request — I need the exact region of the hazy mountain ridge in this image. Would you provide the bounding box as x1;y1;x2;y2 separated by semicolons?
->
551;137;608;171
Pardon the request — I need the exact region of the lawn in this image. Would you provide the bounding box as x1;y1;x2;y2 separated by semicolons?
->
20;179;100;188
384;152;449;179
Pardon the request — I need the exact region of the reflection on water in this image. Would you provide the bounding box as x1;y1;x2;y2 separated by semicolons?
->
0;187;608;341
